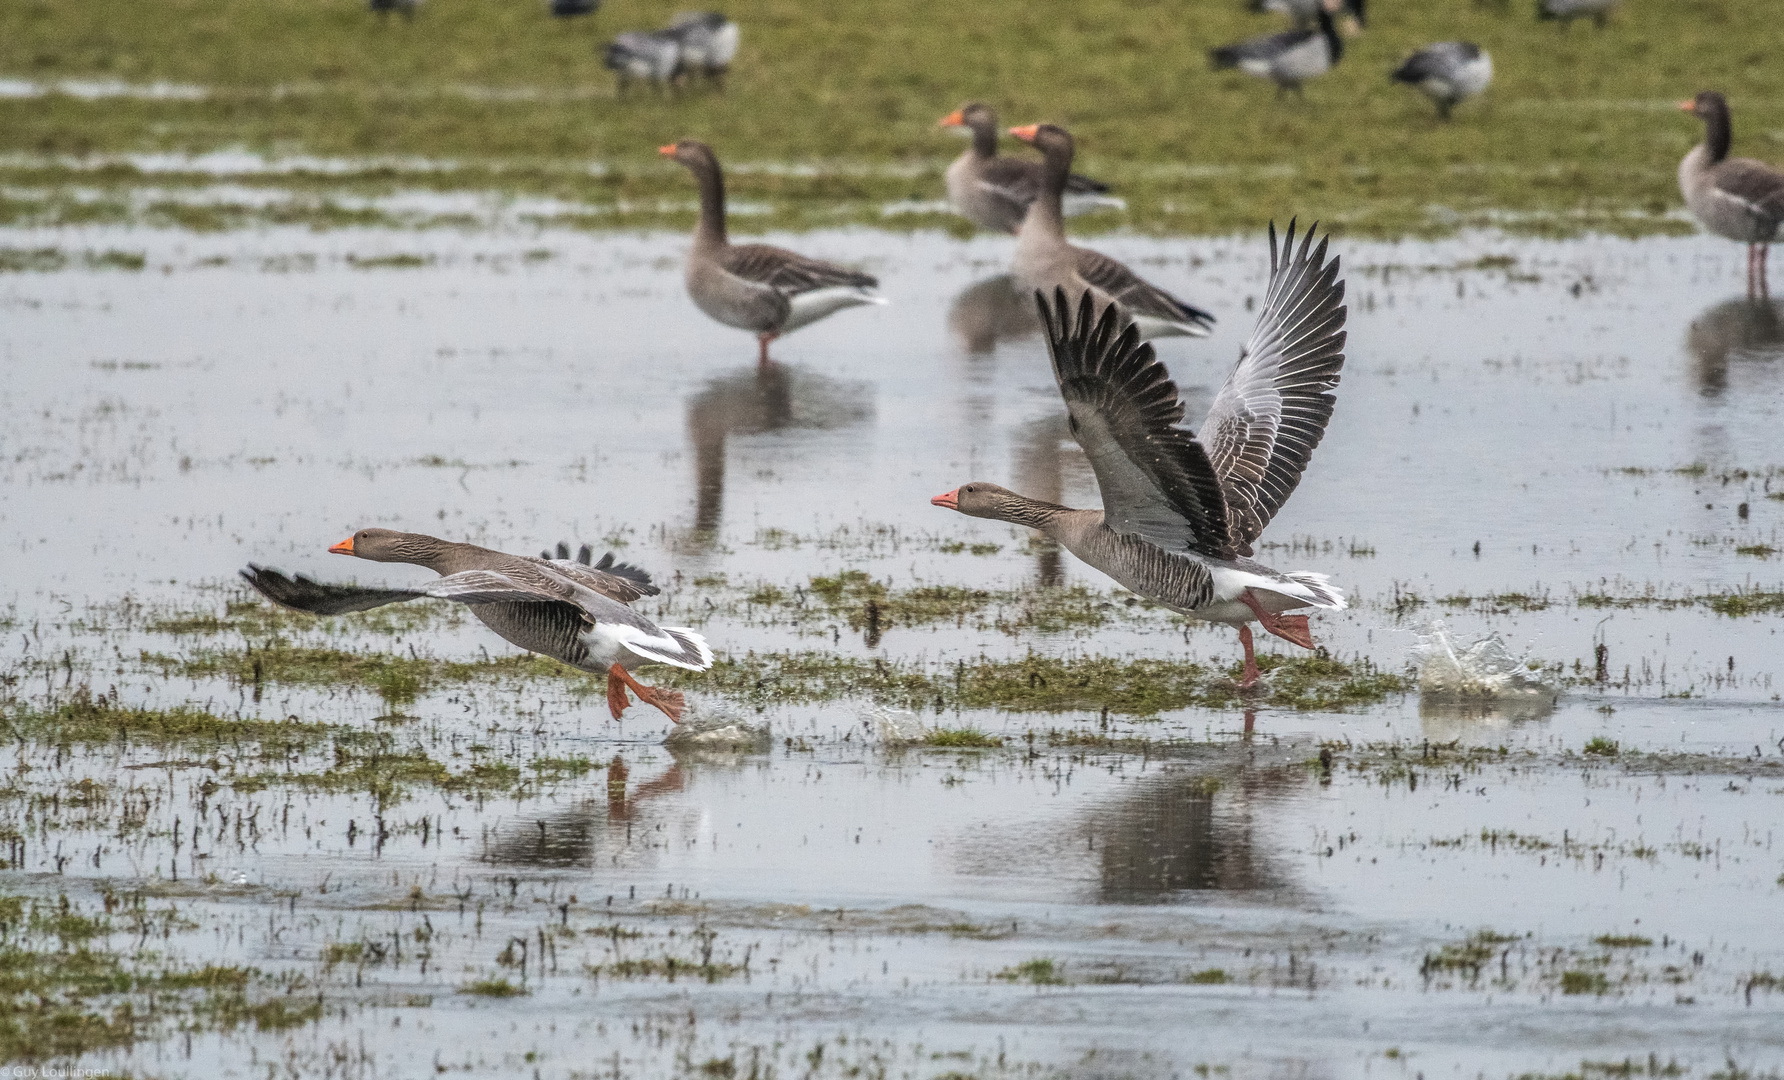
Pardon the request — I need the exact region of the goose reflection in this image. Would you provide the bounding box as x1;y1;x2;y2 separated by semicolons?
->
684;362;873;540
950;754;1296;903
947;274;1042;355
1014;414;1072;587
1686;296;1784;396
480;758;689;870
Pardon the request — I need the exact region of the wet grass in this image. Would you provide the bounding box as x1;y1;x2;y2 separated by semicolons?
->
1;0;1777;236
994;958;1064;986
1;685;334;751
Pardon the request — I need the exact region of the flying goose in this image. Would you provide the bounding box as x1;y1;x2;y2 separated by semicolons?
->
242;530;712;723
1210;6;1344;96
1679;91;1784;297
1390;42;1492;119
664;12;739;87
661;140;885;364
940;103;1119;235
1536;0;1617;27
933;222;1348;688
604;31;681;94
1009;123;1214;340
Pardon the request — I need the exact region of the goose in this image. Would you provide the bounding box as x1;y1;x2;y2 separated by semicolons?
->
549;0;599;16
661;140;885;363
933;221;1348;688
1536;0;1616;27
664;12;739;87
1390;42;1492;119
1249;0;1366;30
1679;91;1784;297
368;0;421;19
241;530;712;723
1009;123;1214;340
1210;6;1344;96
940;103;1119;235
604;31;681;95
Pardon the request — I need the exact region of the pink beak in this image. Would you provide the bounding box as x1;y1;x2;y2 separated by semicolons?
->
930;489;959;510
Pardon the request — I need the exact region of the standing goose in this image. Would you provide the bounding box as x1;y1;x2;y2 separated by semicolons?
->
604;31;681;95
664;12;739;87
661;140;886;364
940;103;1119;235
1536;0;1617;27
1249;0;1366;30
241;530;712;723
1679;91;1784;297
933;222;1348;688
1210;5;1344;96
1390;42;1492;119
1009;123;1214;340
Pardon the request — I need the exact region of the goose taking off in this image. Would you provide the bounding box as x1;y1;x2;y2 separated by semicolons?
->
1536;0;1617;27
1679;91;1784;297
664;12;739;87
1211;6;1344;96
242;530;711;723
1391;42;1492;119
604;31;680;94
940;103;1119;235
933;222;1348;688
661;140;885;364
1009;123;1214;340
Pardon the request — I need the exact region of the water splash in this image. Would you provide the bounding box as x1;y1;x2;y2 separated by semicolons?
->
1411;621;1560;703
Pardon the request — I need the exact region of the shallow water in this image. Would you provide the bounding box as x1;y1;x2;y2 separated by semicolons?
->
1;223;1782;1076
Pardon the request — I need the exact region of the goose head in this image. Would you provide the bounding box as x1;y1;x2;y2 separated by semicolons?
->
939;102;996;135
931;482;1024;520
329;527;436;563
659;139;721;175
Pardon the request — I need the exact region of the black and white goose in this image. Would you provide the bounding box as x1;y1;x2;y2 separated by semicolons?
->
664;12;739;87
1537;0;1617;28
242;529;712;723
1249;0;1365;30
604;30;681;94
1390;42;1492;119
934;222;1348;688
1679;91;1784;297
1211;6;1345;96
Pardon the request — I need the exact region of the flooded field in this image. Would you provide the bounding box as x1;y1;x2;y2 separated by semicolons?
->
2;223;1783;1077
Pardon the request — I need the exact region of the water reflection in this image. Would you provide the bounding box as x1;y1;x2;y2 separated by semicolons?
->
480;758;686;869
1092;766;1289;902
1013;415;1070;586
1418;697;1558;743
947;275;1041;355
1686;296;1784;396
683;362;873;541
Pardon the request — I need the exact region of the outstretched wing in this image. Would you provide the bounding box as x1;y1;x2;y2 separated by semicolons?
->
1038;288;1234;558
241;566;567;615
1201;220;1347;555
721;245;878;296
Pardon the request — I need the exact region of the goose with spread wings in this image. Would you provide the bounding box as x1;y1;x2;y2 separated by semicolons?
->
933;221;1347;687
662;140;886;364
241;529;712;722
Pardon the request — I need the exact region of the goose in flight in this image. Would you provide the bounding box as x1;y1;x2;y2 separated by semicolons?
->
933;222;1348;687
242;529;711;723
662;140;885;363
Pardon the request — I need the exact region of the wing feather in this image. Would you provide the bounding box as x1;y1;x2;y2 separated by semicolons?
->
720;244;878;296
1201;220;1347;555
1038;289;1234;557
1073;247;1216;332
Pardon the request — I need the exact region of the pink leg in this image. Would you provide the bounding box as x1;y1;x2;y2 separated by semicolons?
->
1238;589;1315;649
1237;624;1261;689
756;332;779;366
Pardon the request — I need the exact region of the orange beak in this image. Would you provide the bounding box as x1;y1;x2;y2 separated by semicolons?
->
939;109;965;128
657;143;678;156
1677;99;1696;113
930;489;960;510
1009;124;1040;143
328;535;355;555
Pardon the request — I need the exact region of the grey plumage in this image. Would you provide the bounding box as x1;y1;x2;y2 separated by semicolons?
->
663;12;739;85
942;103;1116;235
1391;42;1492;118
1210;7;1343;95
604;31;681;94
1536;0;1617;26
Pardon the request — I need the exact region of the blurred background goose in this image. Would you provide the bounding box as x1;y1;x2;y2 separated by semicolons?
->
243;530;711;723
1249;0;1365;31
1679;91;1784;297
1009;123;1213;340
664;12;739;87
939;103;1120;235
1210;6;1345;96
548;0;599;17
1390;42;1492;119
934;222;1349;688
1537;0;1617;27
368;0;421;20
604;30;680;95
661;140;885;363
